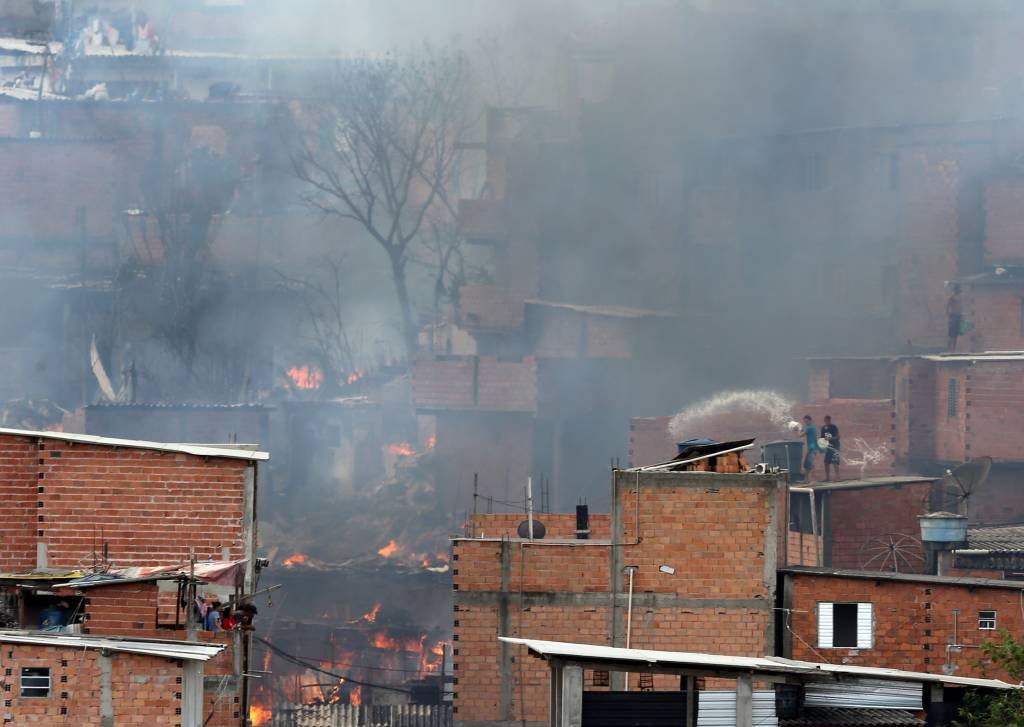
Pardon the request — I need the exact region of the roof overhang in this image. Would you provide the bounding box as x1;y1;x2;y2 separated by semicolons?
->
0;427;269;461
0;631;224;662
501;638;1019;691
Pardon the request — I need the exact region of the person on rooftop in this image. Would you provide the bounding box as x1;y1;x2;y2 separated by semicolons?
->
947;283;963;351
204;601;222;632
821;415;841;482
802;415;819;483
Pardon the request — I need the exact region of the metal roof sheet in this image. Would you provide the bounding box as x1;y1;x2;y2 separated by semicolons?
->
781;565;1024;591
0;427;268;461
799;475;937;492
0;631;224;662
966;523;1024;552
781;708;924;726
500;638;1020;690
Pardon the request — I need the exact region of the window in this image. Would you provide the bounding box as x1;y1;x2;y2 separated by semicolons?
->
20;667;50;697
818;602;873;649
948;378;959;417
979;610;997;630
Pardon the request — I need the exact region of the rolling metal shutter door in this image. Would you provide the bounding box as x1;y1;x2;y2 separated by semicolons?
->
804;679;923;710
581;691;691;727
696;690;778;727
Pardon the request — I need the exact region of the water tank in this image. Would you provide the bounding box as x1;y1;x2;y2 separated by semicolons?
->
762;440;804;479
918;512;968;544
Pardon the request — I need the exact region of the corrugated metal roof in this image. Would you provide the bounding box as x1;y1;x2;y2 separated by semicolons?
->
966;523;1024;552
922;351;1024;362
781;708;923;726
781;566;1024;591
0;427;268;461
804;679;921;710
500;638;1020;690
697;691;777;727
0;631;224;662
801;475;937;492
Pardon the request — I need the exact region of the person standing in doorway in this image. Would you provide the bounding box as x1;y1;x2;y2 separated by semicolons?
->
821;415;841;482
803;415;819;482
947;284;963;351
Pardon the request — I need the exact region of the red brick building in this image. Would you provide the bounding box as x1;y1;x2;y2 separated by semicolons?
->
0;428;267;727
452;467;788;725
781;567;1024;682
0;631;225;727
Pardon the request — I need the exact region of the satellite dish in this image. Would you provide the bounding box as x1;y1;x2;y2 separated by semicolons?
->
517;520;546;539
939;457;993;518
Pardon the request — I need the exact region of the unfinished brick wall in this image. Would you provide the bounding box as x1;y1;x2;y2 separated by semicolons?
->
963;286;1024;352
984;177;1024;264
0;433;254;571
954;361;1024;462
78;582;161;636
412;355;537;412
894;358;937;463
467;512;611;540
452;471;787;726
785;572;1024;680
823;480;933;573
0;643;184;726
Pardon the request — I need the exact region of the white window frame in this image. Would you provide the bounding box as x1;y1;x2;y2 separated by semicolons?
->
979;610;997;630
19;667;50;698
817;602;873;649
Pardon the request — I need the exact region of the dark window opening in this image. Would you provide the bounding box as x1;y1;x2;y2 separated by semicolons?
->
20;667;49;698
833;603;859;648
948;378;959;417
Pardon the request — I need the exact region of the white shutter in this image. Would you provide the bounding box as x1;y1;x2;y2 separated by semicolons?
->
817;603;834;648
856;603;873;649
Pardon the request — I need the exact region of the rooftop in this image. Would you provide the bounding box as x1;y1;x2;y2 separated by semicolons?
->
798;475;937;492
781;565;1024;590
0;427;269;461
0;631;224;662
502;637;1018;690
780;708;923;726
966;523;1024;552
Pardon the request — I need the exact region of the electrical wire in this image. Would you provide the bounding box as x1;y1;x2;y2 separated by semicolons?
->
254;636;412;694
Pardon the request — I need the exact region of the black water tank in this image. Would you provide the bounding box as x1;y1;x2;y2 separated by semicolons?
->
762;440;804;480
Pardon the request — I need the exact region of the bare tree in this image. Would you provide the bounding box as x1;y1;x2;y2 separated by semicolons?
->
290;48;472;358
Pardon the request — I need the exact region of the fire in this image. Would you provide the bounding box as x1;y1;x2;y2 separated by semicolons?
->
344;370;364;385
386;442;416;456
45;423;64;432
377;540;399;558
249;704;272;726
427;434;436;449
282;553;308;567
349;603;381;624
286;365;324;390
349;686;362;706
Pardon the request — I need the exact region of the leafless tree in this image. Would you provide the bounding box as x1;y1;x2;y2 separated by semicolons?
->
290;48;472;358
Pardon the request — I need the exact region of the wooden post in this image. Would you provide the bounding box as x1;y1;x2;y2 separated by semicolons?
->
685;675;696;727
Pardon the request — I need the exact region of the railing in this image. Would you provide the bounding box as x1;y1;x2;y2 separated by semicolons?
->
270;704;452;727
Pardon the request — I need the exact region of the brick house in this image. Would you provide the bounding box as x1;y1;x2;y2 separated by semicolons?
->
0;427;267;727
780;567;1024;682
452;467;788;725
0;631;224;727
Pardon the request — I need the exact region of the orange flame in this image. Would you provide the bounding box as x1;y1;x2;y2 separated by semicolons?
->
287;365;323;390
344;370;364;385
249;704;272;726
427;434;436;449
282;553;308;567
350;685;362;706
349;603;381;624
386;442;416;456
377;540;399;558
45;423;64;432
